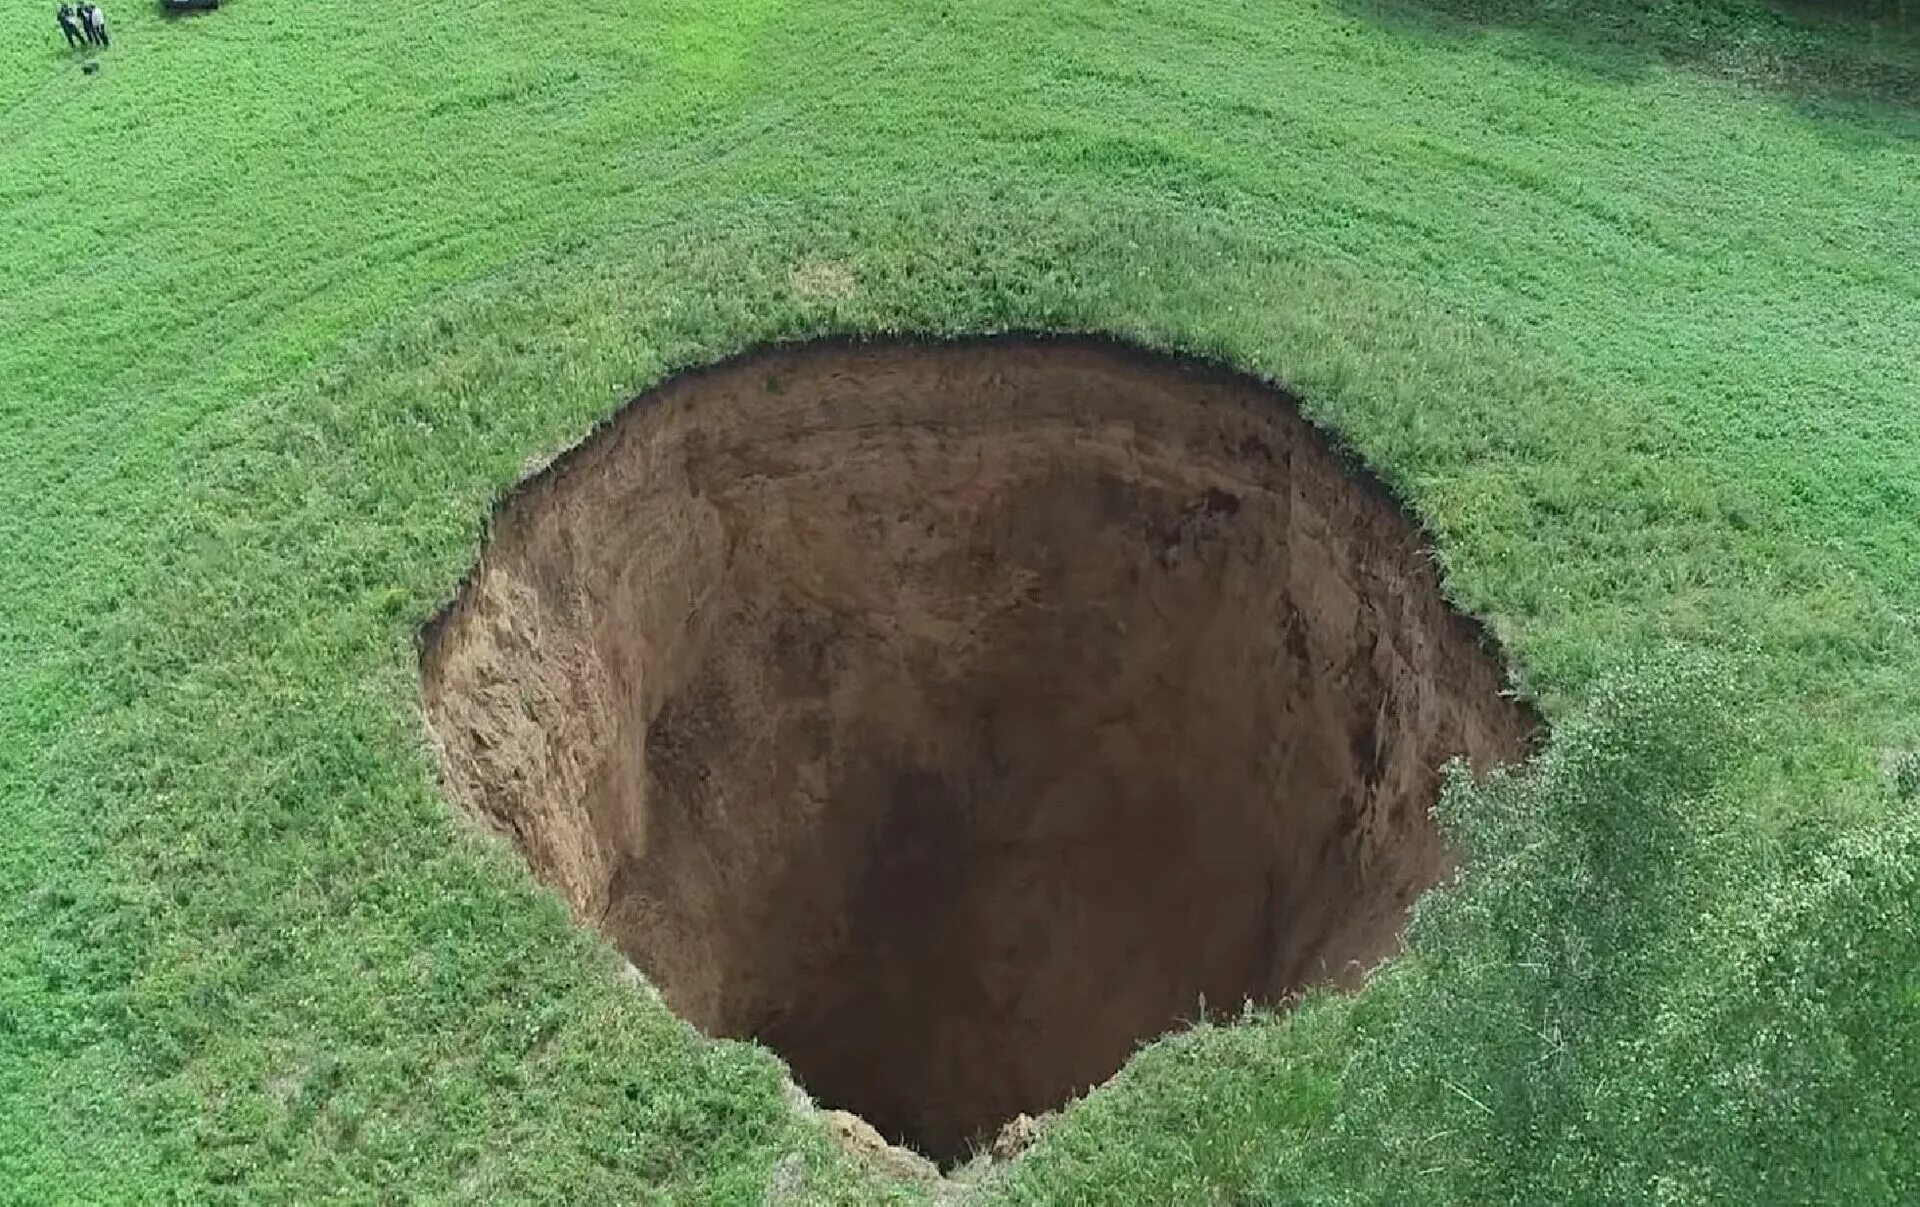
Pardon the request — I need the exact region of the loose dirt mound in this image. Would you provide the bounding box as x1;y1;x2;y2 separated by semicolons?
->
421;336;1532;1163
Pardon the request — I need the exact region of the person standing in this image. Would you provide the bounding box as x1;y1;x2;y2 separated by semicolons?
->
85;2;108;47
56;3;86;48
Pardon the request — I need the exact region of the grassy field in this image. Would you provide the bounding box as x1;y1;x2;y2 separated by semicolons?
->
3;0;1918;1200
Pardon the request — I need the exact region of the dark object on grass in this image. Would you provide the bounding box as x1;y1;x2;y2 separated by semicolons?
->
160;0;219;11
82;59;99;73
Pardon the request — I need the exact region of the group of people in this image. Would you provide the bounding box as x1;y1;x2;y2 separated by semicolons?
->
56;2;109;49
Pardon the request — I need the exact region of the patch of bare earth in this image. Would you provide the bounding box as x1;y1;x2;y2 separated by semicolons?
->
422;336;1532;1163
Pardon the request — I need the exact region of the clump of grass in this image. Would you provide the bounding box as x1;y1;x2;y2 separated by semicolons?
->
1305;653;1919;1202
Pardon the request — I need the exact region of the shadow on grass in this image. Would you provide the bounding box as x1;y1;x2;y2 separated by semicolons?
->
1335;0;1920;113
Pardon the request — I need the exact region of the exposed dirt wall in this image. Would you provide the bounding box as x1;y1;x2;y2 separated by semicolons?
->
421;336;1533;1161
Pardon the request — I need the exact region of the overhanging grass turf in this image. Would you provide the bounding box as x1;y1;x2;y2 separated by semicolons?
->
2;0;1917;1199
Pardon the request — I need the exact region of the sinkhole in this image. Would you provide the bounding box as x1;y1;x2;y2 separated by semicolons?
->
421;336;1532;1163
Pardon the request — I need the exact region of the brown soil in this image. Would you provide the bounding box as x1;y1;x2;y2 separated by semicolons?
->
421;336;1533;1163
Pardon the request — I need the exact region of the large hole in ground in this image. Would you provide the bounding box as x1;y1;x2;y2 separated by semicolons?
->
421;336;1532;1163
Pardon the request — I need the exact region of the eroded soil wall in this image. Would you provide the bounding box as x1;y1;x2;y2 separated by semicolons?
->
422;337;1532;1161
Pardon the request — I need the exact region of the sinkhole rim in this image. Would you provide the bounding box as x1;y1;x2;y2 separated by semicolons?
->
418;332;1540;1167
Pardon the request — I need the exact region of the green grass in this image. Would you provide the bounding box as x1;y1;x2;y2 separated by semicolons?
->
3;0;1918;1199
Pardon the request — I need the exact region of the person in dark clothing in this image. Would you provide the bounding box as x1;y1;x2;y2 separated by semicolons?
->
75;2;104;45
56;4;86;48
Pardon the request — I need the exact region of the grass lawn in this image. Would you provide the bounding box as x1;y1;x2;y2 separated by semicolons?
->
3;0;1918;1200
